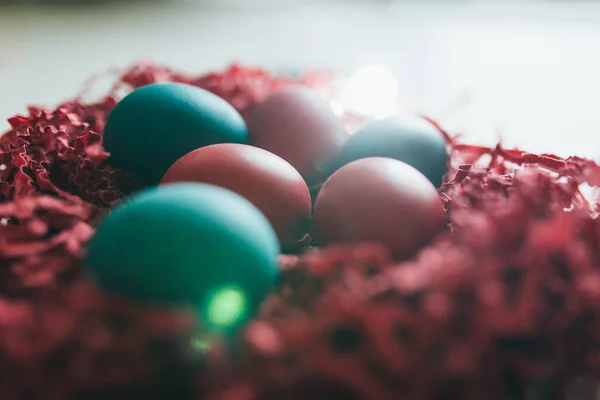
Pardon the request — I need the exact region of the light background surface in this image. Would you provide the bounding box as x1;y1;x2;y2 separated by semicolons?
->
1;0;600;160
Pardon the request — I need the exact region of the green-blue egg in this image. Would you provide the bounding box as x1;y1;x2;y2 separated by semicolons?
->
103;83;247;185
330;115;448;188
85;183;279;330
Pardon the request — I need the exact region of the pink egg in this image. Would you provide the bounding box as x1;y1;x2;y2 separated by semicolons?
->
161;144;311;251
313;157;447;260
247;86;348;186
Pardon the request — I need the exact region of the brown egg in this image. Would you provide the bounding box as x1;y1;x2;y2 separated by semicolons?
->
161;144;311;251
313;157;446;260
247;85;348;186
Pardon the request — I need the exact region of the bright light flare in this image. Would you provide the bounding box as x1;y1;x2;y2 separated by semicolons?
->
340;65;399;118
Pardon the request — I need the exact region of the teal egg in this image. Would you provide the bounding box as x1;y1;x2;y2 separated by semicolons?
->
85;183;279;330
103;83;247;185
330;115;448;188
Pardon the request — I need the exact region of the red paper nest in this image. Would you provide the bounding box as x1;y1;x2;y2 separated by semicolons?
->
1;64;600;400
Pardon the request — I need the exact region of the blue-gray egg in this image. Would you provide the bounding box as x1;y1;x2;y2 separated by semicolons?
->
330;115;448;187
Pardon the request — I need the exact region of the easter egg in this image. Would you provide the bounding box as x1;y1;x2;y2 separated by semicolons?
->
161;144;311;251
331;115;448;187
85;183;279;330
313;157;446;260
247;85;347;186
103;83;247;185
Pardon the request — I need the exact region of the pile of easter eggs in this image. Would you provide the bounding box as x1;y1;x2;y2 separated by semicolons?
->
85;82;449;331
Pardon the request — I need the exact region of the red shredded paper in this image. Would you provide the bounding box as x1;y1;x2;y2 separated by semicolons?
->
1;63;600;400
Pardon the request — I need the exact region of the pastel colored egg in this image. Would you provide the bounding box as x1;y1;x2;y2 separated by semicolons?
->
331;115;448;187
314;157;446;260
161;144;311;251
247;86;347;186
85;183;279;330
103;83;247;185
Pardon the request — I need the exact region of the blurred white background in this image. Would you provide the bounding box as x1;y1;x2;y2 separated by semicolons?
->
1;0;600;159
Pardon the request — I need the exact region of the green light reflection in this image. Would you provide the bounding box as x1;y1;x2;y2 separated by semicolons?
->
206;286;247;328
190;336;212;352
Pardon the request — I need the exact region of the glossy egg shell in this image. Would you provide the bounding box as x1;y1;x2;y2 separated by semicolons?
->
313;157;446;260
103;83;247;185
161;144;311;251
331;115;448;188
247;85;348;186
85;183;279;327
